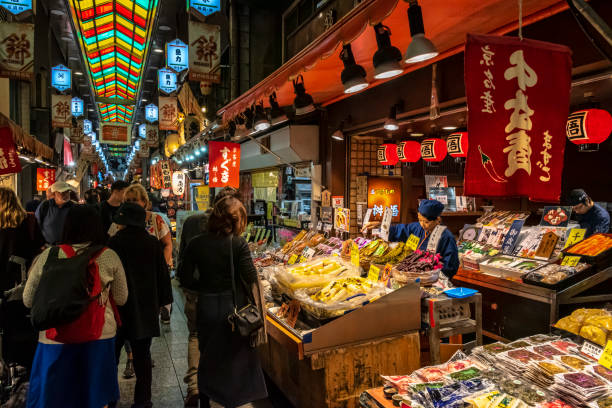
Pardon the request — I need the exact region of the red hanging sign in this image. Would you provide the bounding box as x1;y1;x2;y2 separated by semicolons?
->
209;141;240;188
36;168;56;191
464;34;571;202
0;127;21;175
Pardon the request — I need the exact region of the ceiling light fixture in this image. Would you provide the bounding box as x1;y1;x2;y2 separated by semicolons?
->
75;71;83;76
253;102;271;131
331;121;345;141
293;74;315;116
153;47;163;53
442;126;457;130
159;25;171;31
201;106;207;113
410;132;424;137
340;44;368;94
372;23;403;80
384;104;400;131
404;0;439;64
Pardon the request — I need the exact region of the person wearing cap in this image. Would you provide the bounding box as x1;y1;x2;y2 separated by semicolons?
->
362;199;460;279
568;189;610;238
35;181;76;245
107;203;173;408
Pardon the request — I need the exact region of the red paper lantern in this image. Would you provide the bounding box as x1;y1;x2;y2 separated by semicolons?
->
421;138;447;162
397;141;421;162
377;142;399;166
566;109;612;152
446;132;469;158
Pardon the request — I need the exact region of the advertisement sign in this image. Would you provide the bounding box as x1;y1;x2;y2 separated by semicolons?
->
0;127;21;175
188;22;221;82
166;39;188;73
51;94;72;128
51;64;71;92
0;23;34;80
145;103;158;123
36;168;55;191
190;0;220;17
71;97;84;117
99;123;131;145
367;176;402;222
209;141;240;188
1;0;32;15
82;119;92;134
464;34;571;202
540;206;572;227
334;207;350;233
158;67;177;94
159;96;178;131
331;196;344;208
194;185;210;211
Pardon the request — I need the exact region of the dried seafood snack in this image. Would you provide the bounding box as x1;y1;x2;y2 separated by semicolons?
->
591;365;612;383
531;345;565;358
558;355;591;370
448;367;482;381
506;349;546;364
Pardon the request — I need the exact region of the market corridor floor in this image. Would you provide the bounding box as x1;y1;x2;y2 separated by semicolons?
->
117;280;286;408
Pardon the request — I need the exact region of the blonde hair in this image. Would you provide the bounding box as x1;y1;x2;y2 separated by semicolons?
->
0;187;27;229
123;183;149;208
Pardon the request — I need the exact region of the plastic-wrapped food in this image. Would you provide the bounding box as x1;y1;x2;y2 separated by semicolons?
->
447;367;482;381
579;324;607;346
465;390;502;408
569;308;608;324
584;314;612;332
380;375;421;393
537;399;573;408
427;379;488;408
272;257;361;295
554;316;581;334
415;366;448;382
593;395;612;408
557;355;590;370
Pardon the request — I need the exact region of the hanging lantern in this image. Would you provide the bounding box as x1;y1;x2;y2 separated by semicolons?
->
421;138;447;162
566;109;612;152
397;141;421;163
172;171;186;196
377;142;399;166
446;132;468;160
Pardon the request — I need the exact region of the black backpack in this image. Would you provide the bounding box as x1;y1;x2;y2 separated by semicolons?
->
30;245;104;331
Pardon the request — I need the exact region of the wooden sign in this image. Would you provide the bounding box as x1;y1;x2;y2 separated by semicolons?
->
321;190;331;207
535;231;559;259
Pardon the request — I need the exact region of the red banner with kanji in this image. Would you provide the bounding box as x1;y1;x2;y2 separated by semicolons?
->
36;168;55;191
209;141;240;188
0;127;21;175
464;34;572;202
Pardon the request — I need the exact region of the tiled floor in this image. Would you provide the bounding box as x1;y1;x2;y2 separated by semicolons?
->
116;281;281;408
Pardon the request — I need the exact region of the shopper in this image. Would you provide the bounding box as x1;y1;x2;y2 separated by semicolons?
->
176;187;242;407
100;180;130;234
25;195;42;213
0;187;44;368
23;205;128;408
568;189;610;237
180;195;267;408
108;202;173;408
35;181;76;245
84;188;101;205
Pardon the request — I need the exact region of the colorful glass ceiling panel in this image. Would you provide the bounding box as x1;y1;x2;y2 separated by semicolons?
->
68;0;158;123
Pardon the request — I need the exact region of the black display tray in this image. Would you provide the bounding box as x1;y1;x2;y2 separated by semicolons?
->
522;263;596;291
562;233;612;271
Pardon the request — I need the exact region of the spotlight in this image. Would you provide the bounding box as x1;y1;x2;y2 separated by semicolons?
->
200;145;207;153
384;105;400;131
292;74;315;116
75;71;83;76
340;44;368;94
404;1;439;64
253;102;270;131
194;149;201;156
331;121;345;141
153;47;163;54
201;106;207;113
442;126;457;131
372;24;403;80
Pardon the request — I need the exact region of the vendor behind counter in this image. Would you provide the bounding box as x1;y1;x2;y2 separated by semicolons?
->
568;189;610;238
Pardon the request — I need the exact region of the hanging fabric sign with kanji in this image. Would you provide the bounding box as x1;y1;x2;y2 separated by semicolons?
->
51;94;72;128
464;34;572;202
159;96;178;131
209;141;240;188
36;168;56;191
0;127;21;175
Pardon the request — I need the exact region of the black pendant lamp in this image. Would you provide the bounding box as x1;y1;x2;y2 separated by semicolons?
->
293;74;315;116
372;23;403;80
253;102;270;131
340;44;368;94
404;1;438;63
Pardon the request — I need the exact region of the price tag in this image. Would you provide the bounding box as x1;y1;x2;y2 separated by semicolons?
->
362;208;372;226
302;247;316;260
351;242;360;267
405;234;420;252
561;255;581;267
565;228;587;249
298;256;307;263
317;221;323;231
288;254;298;265
580;340;603;361
598;340;612;370
367;264;381;282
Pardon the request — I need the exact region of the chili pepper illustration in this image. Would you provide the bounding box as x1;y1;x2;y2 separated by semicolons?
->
478;145;507;183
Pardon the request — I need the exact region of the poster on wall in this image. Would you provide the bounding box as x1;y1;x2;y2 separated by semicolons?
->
209;141;240;188
334;207;350;232
0;23;34;80
464;33;571;202
36;168;55;191
0;127;21;175
51;94;72;128
194;185;210;211
99;123;131;145
159;96;178;131
188;22;221;83
367;176;402;222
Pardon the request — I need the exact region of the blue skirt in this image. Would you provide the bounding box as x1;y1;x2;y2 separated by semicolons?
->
27;337;119;408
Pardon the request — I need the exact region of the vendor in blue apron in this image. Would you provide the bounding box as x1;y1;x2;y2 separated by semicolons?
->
362;199;460;279
568;189;610;238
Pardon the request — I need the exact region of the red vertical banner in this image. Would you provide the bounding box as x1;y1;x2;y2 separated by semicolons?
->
464;34;572;202
209;141;240;188
36;168;56;191
0;127;21;175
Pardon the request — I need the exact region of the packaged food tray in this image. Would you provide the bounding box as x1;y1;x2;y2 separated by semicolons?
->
562;233;612;270
522;263;595;291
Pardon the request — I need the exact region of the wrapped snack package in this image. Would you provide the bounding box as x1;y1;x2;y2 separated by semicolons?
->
569;308;608;325
579;324;607;346
554;316;581;335
465;390;502;408
272;257;361;295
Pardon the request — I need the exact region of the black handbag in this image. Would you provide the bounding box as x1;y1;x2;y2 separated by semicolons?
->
226;236;263;337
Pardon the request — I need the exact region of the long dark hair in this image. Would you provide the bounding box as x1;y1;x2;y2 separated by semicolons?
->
208;196;247;236
61;205;106;245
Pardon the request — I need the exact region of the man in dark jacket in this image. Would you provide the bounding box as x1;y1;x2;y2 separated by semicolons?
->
108;202;173;408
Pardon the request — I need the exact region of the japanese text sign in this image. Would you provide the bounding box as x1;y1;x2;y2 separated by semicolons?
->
0;23;34;80
158;68;178;94
99;123;131;145
464;34;572;202
1;0;32;15
159;97;178;131
209;141;240;188
71;97;83;117
367;176;402;222
190;0;220;17
564;228;586;249
160;161;172;189
145;125;159;148
82;119;92;134
138;123;147;139
501;219;525;255
172;171;186;196
166;39;189;73
51;94;72;128
0;127;21;175
599;341;612;370
188;22;221;83
145;103;158;123
51;64;71;92
36;168;55;191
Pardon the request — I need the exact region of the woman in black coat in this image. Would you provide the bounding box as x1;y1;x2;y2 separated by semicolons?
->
179;195;267;408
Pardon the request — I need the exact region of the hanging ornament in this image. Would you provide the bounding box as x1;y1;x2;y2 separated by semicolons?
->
566;109;612;152
377;142;399;166
397;141;421;163
446;132;469;159
421;138;446;162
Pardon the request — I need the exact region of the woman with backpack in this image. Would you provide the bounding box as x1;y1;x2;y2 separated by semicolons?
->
22;205;128;408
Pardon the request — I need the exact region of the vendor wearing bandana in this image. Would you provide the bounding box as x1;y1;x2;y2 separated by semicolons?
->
362;199;459;279
568;189;610;238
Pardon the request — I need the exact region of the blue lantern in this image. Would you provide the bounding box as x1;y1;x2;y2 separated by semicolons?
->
158;68;177;94
1;0;32;15
166;39;188;73
51;64;71;92
145;103;158;123
71;97;84;117
83;119;92;133
139;124;147;139
190;0;220;16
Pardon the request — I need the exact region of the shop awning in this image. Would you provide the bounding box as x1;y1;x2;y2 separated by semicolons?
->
218;0;568;122
0;112;54;161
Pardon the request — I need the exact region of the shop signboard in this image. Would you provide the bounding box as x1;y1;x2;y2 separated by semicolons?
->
36;168;55;191
145;103;158;123
464;34;571;202
160;161;172;189
158;68;178;94
321;190;331;207
71;97;84;118
367;176;402;222
188;22;221;83
82;119;92;134
0;23;34;80
159;97;178;131
0;127;21;175
190;0;220;17
209;141;240;188
51;94;72;128
1;0;32;14
166;39;188;73
501;219;526;255
99;123;131;145
138;123;147;139
146;125;158;148
69;120;84;144
51;64;71;92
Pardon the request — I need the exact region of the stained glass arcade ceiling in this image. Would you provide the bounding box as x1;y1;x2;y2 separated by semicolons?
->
67;0;159;124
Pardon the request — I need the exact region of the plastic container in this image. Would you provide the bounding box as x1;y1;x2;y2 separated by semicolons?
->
444;287;479;298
